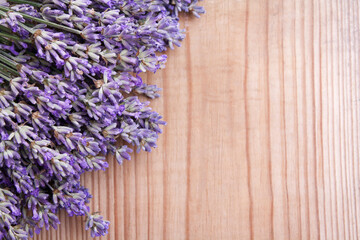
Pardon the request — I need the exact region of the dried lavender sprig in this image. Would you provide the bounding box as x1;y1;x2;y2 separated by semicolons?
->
0;0;204;238
0;5;81;34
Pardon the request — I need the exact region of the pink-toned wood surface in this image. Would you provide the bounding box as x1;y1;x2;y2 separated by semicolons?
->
34;0;360;239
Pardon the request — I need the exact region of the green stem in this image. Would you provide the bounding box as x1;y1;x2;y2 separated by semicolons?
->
0;71;11;81
1;48;37;64
17;22;35;34
6;0;42;7
0;32;31;44
0;51;14;59
0;5;82;35
0;36;11;45
0;52;17;68
0;51;24;65
0;62;18;76
0;24;12;33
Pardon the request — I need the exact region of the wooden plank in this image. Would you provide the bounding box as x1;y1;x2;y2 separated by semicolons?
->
33;0;360;239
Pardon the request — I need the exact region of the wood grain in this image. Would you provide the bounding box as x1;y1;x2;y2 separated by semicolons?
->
33;0;360;239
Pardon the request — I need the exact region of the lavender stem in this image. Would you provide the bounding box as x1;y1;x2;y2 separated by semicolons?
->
0;71;11;81
6;0;42;7
0;62;18;76
0;31;31;44
0;51;18;68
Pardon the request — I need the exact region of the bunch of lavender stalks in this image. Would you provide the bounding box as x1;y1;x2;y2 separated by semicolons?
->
0;0;204;238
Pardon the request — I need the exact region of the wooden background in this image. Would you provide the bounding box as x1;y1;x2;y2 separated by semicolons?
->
34;0;360;239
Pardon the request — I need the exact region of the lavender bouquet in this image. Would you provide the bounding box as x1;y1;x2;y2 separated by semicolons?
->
0;0;204;239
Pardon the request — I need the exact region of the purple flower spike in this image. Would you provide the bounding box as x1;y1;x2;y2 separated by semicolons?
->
0;11;25;34
115;145;133;165
64;56;91;81
33;30;67;67
85;213;110;238
80;24;103;43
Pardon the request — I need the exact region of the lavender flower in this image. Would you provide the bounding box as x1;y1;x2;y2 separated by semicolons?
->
0;10;27;36
85;213;110;238
115;145;132;165
0;0;204;238
135;83;161;99
33;29;67;67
